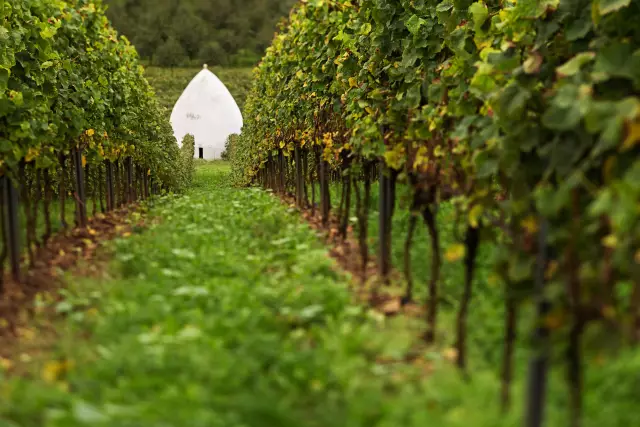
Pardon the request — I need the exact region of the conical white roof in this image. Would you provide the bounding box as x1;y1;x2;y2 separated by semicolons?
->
170;65;243;160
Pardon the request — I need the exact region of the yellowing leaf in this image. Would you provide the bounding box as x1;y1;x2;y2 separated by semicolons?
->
523;52;543;74
442;348;458;362
348;77;358;88
602;305;616;319
82;155;87;168
521;216;539;234
622;120;640;151
468;205;483;228
543;312;564;330
445;244;466;262
545;260;558;279
0;358;13;371
25;148;40;162
86;129;95;137
42;360;72;383
602;234;618;248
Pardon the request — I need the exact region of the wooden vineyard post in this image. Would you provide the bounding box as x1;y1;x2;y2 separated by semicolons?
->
2;176;21;282
126;157;134;203
139;167;145;201
122;159;128;204
319;151;331;227
295;145;303;208
266;154;272;190
105;160;114;211
143;169;150;199
302;149;310;207
59;154;68;229
278;150;285;194
525;219;550;427
338;159;352;239
73;148;88;227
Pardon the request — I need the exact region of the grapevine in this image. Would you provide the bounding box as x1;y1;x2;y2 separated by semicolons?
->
233;0;640;424
1;1;192;286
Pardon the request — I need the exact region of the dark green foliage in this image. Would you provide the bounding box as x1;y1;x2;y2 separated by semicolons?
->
154;36;189;68
144;67;253;113
104;0;296;67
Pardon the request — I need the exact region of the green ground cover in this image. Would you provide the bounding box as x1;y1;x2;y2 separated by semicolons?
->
2;168;637;426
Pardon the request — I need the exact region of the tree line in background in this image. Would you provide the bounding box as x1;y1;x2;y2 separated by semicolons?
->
104;0;296;67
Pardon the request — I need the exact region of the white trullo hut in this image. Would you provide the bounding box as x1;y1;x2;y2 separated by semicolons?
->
170;65;243;160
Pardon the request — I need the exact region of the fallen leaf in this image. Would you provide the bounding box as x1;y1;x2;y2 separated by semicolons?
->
380;298;401;315
0;358;13;371
445;244;465;262
443;348;458;363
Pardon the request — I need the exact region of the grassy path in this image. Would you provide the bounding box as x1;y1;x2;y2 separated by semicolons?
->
1;164;637;427
0;164;448;427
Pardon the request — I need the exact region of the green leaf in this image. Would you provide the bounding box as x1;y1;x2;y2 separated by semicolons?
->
556;52;595;77
39;27;57;39
405;15;425;36
72;400;109;423
469;2;489;31
566;13;593;41
542;103;582;130
436;1;454;13
594;42;634;79
598;0;631;15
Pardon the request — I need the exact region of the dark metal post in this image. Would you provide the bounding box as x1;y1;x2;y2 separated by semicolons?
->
2;176;21;282
379;161;391;280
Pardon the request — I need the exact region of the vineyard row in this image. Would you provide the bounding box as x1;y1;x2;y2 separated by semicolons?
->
1;2;193;290
231;1;640;426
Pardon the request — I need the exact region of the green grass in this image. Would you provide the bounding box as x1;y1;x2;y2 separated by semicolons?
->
1;166;638;427
0;165;435;426
144;67;253;114
193;159;230;173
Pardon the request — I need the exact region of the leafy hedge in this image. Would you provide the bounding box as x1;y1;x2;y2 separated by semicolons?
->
234;0;640;422
1;0;184;189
